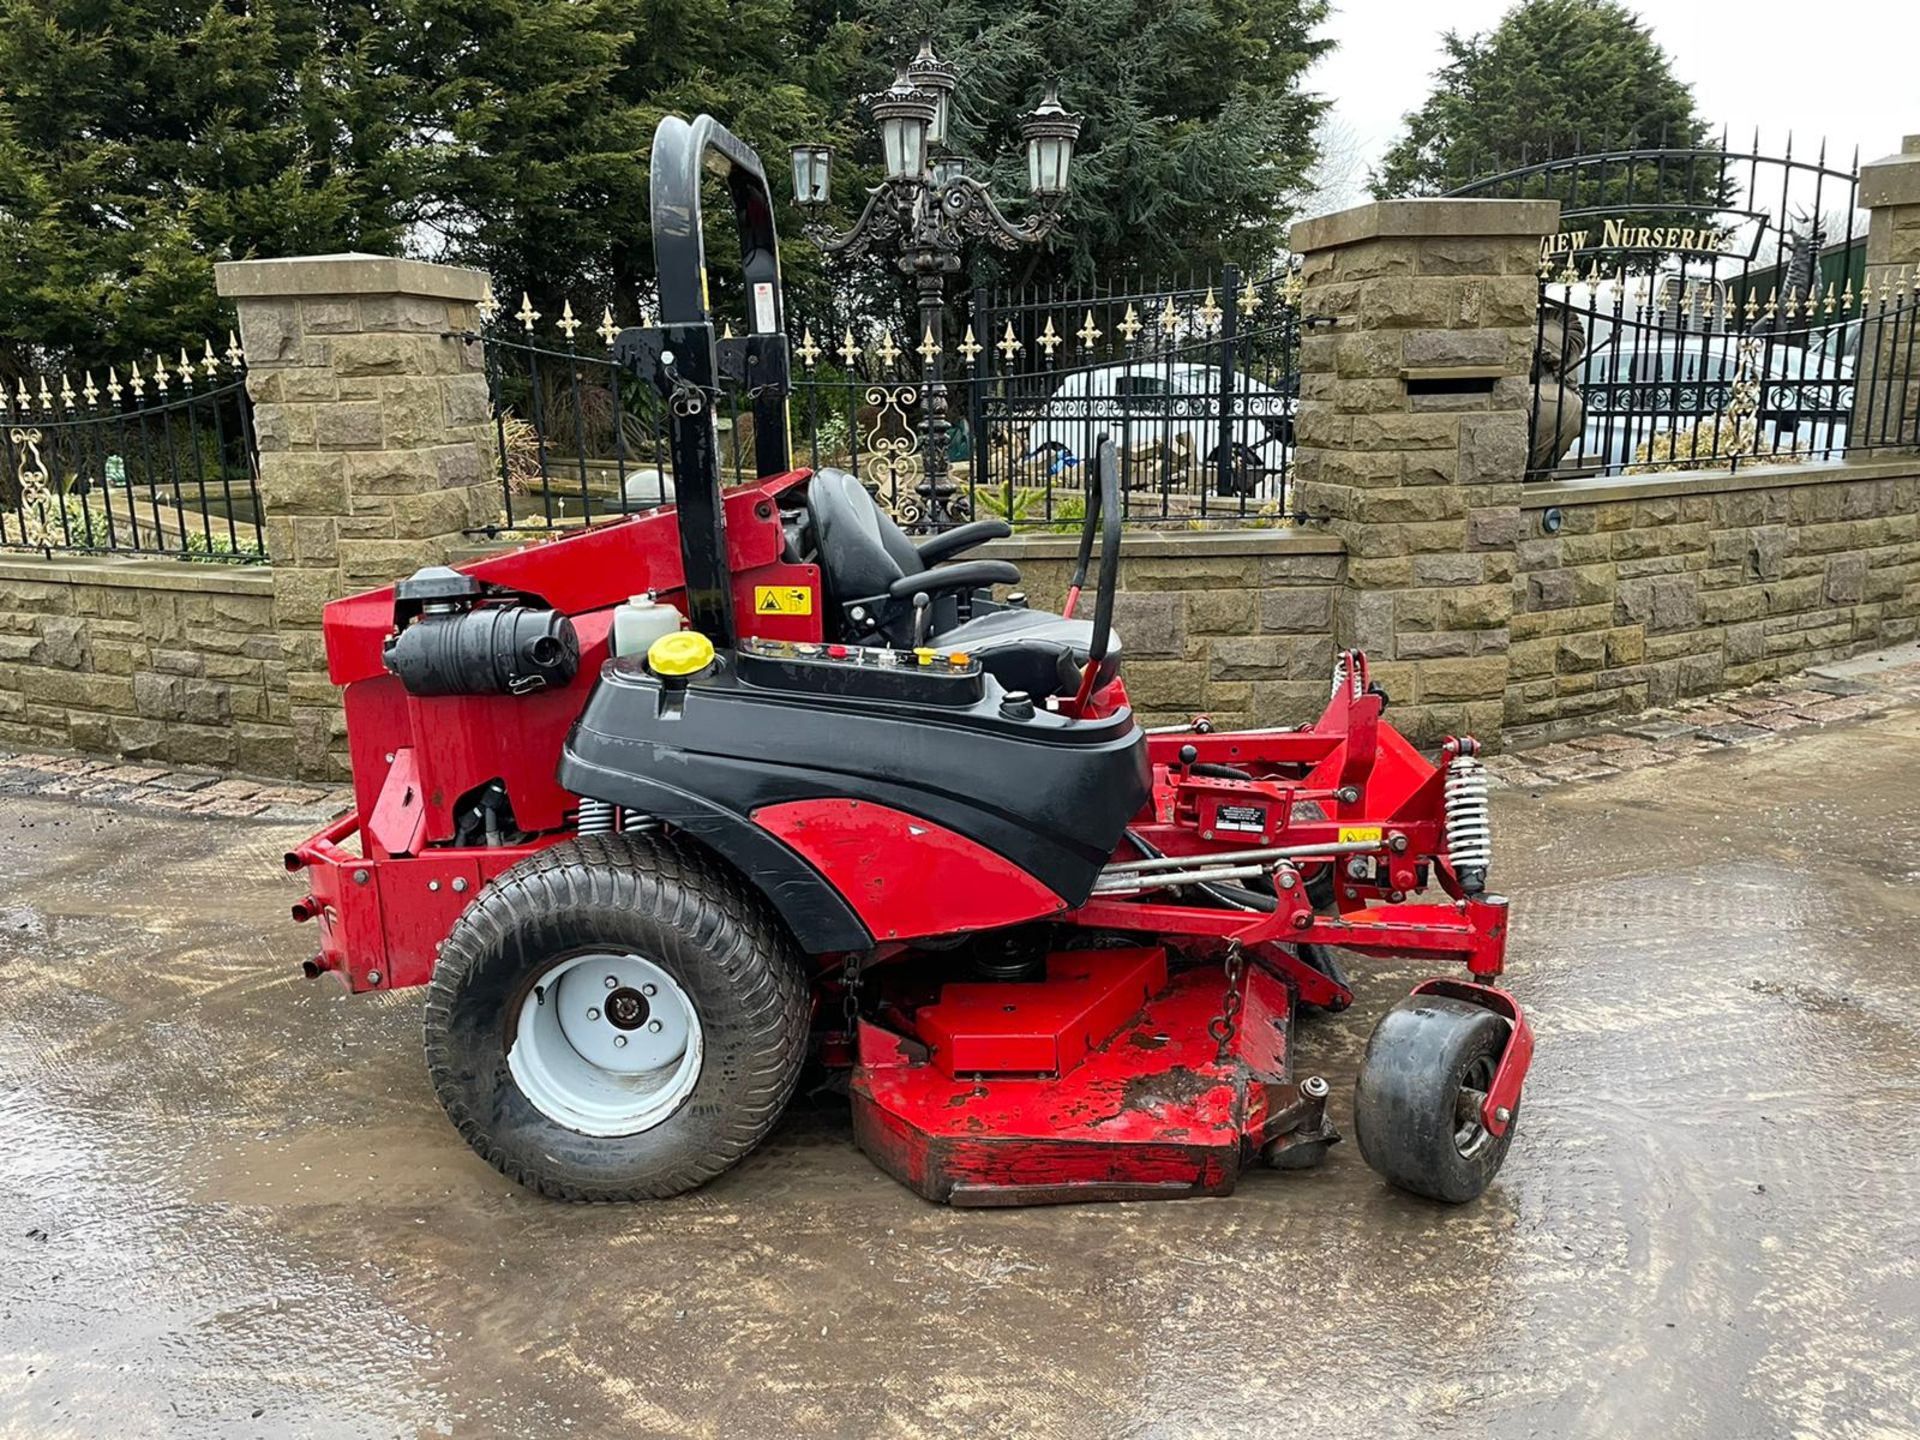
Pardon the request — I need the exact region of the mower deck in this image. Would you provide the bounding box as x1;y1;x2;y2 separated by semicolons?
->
852;948;1334;1206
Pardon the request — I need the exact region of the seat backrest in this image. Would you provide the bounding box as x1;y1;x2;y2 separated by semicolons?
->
806;467;924;605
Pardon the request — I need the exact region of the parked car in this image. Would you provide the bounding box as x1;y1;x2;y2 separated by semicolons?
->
1017;363;1295;496
1562;333;1855;471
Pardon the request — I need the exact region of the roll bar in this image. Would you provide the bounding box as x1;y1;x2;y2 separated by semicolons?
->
1070;434;1122;711
619;114;794;645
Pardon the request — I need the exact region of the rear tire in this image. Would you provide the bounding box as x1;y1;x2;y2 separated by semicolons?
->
424;834;811;1201
1353;994;1516;1203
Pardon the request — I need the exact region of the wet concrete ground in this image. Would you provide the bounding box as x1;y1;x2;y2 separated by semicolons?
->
3;707;1919;1440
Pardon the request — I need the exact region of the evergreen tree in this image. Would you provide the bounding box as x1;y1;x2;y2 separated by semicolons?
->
0;0;409;379
1372;0;1713;199
373;0;855;328
1;0;1333;377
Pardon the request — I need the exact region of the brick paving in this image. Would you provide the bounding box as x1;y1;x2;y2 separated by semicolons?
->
0;749;348;824
1485;650;1920;794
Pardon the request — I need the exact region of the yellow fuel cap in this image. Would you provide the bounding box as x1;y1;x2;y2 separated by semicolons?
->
647;630;714;677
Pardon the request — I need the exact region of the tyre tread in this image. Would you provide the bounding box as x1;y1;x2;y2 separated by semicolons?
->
422;834;810;1202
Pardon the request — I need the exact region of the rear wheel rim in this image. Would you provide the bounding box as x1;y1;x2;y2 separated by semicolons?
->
1452;1053;1496;1159
508;952;704;1137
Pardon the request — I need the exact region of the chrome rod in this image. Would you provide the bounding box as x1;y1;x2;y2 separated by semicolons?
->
1094;862;1276;894
1104;837;1383;876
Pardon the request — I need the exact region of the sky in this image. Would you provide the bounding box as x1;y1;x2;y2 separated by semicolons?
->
1308;0;1920;206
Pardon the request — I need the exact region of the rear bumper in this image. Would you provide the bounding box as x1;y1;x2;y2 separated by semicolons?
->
284;811;548;992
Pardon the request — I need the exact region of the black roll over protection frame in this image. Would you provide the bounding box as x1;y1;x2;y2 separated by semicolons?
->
613;114;793;649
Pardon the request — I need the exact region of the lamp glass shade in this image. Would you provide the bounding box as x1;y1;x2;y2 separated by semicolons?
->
789;144;831;206
931;155;970;189
881;112;928;180
908;39;958;148
1028;134;1074;196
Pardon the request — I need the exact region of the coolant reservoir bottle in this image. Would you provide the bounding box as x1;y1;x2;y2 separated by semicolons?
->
612;593;681;658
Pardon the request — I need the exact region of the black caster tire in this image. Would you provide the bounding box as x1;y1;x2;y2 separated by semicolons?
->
424;834;811;1201
1353;994;1517;1203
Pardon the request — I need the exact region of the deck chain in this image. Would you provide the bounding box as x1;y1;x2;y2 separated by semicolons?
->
1208;940;1247;1064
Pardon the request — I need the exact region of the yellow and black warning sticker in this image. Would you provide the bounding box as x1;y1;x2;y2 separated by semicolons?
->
754;585;813;616
1338;825;1383;844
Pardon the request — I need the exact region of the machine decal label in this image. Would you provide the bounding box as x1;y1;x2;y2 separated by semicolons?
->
1339;825;1383;843
752;281;777;333
1216;803;1268;833
755;585;813;616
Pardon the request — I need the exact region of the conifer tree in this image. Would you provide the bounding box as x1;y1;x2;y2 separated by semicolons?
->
1373;0;1713;199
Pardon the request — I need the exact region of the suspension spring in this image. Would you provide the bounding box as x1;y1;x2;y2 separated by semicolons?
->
577;798;615;835
620;809;660;835
1443;751;1492;893
1330;649;1367;701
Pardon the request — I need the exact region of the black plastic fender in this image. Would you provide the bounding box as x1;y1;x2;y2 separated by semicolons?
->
560;747;873;955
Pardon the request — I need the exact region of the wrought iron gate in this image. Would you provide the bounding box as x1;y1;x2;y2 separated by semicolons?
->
2;339;263;560
473;263;1303;537
1451;136;1915;479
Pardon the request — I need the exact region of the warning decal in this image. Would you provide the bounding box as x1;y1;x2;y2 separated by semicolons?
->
754;585;813;616
1338;825;1383;843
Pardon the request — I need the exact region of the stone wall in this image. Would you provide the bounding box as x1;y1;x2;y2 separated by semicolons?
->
979;530;1346;730
1506;458;1920;744
0;557;292;772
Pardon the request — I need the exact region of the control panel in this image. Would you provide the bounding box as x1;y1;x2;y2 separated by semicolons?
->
735;637;986;707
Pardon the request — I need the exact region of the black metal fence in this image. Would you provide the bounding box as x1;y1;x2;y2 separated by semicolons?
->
1452;138;1916;479
473;264;1302;537
1;345;265;561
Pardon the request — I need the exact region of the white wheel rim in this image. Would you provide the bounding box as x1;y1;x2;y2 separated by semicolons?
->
507;952;704;1137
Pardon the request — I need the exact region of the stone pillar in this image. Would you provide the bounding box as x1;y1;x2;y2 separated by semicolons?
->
214;254;497;781
1289;198;1558;746
1855;136;1920;452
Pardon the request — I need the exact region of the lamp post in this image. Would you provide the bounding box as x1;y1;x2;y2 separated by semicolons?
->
790;43;1081;528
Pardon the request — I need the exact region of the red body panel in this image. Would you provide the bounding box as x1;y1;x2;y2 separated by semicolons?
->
752;798;1067;941
329;472;823;853
296;471;831;987
323;473;817;685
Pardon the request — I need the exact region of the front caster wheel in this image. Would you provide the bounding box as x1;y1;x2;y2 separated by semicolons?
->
424;834;811;1201
1353;994;1517;1203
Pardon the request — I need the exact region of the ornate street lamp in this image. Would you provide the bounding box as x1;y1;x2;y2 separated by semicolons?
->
790;42;1081;528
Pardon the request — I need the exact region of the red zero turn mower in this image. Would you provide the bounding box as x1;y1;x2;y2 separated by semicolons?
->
286;116;1533;1206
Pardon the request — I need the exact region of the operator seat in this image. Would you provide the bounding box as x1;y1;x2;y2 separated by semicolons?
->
804;467;1122;698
